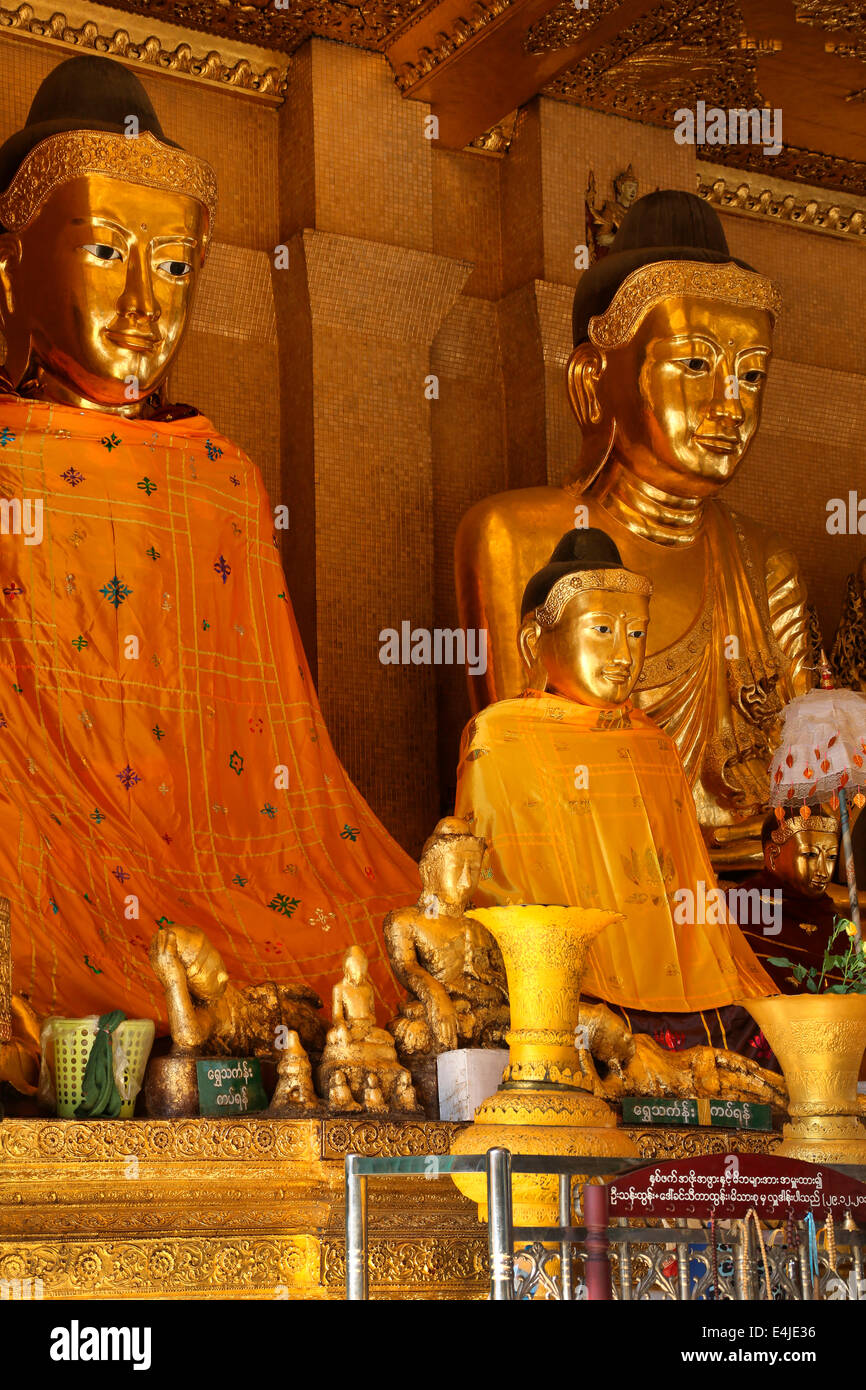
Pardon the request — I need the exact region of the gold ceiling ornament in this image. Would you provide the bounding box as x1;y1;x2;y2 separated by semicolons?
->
704;142;866;199
698;169;866;242
466;107;523;156
0;3;288;97
792;0;866;36
0;129;218;238
543;0;765;116
534;568;653;629
587;259;783;351
391;0;513;93
523;0;624;56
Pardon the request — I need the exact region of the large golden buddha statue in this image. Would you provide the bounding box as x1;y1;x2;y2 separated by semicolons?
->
456;191;813;867
0;56;417;1035
455;527;775;1056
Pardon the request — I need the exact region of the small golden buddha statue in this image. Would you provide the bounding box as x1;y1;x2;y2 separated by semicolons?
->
455;527;774;1054
316;945;421;1113
736;810;842;993
456;190;813;869
384;817;509;1071
269;1029;319;1115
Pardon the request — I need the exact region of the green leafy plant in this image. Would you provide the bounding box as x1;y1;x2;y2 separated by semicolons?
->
768;917;866;994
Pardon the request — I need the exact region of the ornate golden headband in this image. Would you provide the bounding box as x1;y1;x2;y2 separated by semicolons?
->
770;815;839;848
588;260;783;351
0;130;217;245
533;569;653;630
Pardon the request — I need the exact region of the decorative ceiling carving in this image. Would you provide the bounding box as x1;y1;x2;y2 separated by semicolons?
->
542;0;775;131
792;1;866;35
87;0;432;55
699;141;866;196
697;164;866;240
523;0;623;57
0;2;288;96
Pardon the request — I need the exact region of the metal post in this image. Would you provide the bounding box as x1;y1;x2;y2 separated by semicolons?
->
617;1219;632;1302
797;1222;812;1301
736;1221;753;1301
486;1147;514;1300
345;1155;368;1301
677;1240;691;1301
583;1182;611;1301
838;785;861;943
846;1213;863;1299
559;1173;573;1301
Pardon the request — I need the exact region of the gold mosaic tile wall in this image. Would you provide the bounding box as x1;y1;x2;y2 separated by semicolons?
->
1;31;863;853
720;217;866;645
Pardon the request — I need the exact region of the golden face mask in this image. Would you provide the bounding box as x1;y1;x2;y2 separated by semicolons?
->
520;583;651;708
0;167;208;413
766;823;839;897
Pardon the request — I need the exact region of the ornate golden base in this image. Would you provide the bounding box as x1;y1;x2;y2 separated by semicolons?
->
452;1087;640;1225
0;1118;778;1298
777;1117;866;1167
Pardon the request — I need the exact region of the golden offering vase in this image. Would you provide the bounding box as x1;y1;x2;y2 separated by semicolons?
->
450;905;637;1225
745;993;866;1164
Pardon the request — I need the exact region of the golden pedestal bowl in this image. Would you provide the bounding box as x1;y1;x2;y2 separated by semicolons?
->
745;993;866;1165
450;905;637;1226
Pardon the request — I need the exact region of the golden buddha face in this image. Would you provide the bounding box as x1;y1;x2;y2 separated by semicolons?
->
421;835;484;904
767;828;839;898
521;587;649;707
0;173;206;414
570;297;772;498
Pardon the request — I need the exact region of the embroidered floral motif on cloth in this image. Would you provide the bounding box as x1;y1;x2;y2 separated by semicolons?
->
455;691;774;1012
0;397;417;1023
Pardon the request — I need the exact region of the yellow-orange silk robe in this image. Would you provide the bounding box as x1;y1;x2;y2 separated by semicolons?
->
455;692;774;1012
0;396;417;1024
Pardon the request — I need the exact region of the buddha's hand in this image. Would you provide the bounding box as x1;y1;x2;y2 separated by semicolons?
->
427;988;459;1051
149;929;185;987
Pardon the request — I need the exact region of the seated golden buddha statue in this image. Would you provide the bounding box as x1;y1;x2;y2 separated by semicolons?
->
0;56;417;1032
455;527;775;1056
316;945;421;1112
384;817;509;1053
456;190;813;868
384;817;509;1114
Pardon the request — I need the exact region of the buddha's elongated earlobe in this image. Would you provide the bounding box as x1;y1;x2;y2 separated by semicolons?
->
566;341;616;492
518;616;547;692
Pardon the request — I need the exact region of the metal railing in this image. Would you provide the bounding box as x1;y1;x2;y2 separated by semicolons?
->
344;1147;866;1300
344;1147;634;1300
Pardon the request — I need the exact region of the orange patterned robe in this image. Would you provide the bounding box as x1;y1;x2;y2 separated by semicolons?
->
0;396;416;1024
455;691;774;1012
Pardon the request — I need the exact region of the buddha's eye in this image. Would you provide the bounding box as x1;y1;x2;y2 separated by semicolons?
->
740;368;765;386
628;629;645;639
679;356;711;374
592;624;611;635
83;243;122;262
157;259;193;279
